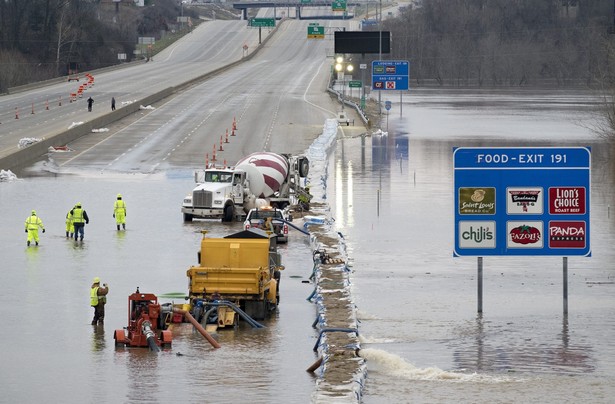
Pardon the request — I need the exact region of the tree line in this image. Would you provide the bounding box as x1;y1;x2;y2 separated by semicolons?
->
376;0;615;87
0;0;191;93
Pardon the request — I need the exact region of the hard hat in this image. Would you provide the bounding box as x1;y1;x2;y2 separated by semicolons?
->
93;277;100;283
117;194;122;199
76;202;81;207
31;210;36;215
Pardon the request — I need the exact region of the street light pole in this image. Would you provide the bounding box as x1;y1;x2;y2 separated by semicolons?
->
335;56;353;112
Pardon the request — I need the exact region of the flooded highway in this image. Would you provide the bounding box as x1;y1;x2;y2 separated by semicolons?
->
1;88;614;403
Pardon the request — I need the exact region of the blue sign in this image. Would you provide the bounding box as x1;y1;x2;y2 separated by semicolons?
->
372;60;409;91
384;101;392;110
453;147;591;257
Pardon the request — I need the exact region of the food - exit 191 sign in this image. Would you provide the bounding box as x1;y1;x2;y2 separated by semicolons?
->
453;147;591;257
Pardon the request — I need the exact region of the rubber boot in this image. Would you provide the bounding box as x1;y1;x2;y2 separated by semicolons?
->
35;241;39;246
122;224;126;230
117;225;120;231
66;231;69;238
27;240;30;246
80;236;84;241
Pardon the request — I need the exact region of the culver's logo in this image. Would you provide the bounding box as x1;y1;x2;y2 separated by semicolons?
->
459;221;496;248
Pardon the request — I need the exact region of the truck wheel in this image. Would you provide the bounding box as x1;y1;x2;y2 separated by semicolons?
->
183;213;193;222
222;204;234;222
299;157;309;177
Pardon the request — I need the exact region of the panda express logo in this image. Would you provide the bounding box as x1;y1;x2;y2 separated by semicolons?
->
509;224;541;246
549;221;586;248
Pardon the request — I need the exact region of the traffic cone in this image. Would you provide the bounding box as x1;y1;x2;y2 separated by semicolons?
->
205;153;209;167
15;107;19;119
31;102;35;114
219;136;224;151
225;129;229;143
59;96;62;107
223;159;227;167
212;145;217;161
231;128;236;136
46;100;49;110
232;117;237;130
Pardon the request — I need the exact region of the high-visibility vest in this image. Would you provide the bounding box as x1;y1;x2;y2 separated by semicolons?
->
114;200;126;214
90;287;99;306
25;216;43;230
72;208;84;224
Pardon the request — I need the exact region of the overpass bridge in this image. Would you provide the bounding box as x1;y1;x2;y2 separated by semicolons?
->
233;2;361;20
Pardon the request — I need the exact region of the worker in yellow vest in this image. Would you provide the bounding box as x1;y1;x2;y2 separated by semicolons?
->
113;194;127;231
90;277;109;325
65;205;76;238
70;202;89;241
25;210;45;246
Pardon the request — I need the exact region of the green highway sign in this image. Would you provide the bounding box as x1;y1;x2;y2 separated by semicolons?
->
307;25;325;39
301;0;311;3
249;18;275;28
332;0;347;11
349;80;362;88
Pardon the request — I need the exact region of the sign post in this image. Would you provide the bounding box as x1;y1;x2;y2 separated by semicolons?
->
372;60;409;117
249;18;275;44
453;147;591;313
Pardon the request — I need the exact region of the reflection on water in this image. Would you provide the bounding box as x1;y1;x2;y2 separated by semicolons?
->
451;315;594;374
335;90;615;403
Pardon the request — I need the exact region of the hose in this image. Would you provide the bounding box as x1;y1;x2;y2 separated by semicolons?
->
142;321;160;352
173;308;221;348
206;300;265;329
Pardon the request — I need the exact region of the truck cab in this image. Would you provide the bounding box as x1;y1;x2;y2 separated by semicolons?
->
182;168;246;222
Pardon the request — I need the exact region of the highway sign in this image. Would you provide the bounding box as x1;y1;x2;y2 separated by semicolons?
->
249;18;275;28
372;60;409;91
453;147;591;257
384;101;392;110
307;25;325;39
349;80;362;88
332;0;347;11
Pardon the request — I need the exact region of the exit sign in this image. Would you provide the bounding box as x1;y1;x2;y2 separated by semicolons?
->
249;18;275;28
308;25;324;39
332;0;346;11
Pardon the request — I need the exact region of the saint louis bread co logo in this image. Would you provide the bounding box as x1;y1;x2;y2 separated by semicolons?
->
549;187;586;214
549;221;586;248
459;187;495;214
458;221;496;248
507;187;543;214
507;221;543;248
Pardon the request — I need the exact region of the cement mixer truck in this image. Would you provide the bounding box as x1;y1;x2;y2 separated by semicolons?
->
181;152;310;222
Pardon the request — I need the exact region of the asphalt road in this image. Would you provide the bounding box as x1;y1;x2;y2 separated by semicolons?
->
2;17;367;173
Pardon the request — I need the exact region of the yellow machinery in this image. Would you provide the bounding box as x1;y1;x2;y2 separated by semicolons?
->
186;229;283;328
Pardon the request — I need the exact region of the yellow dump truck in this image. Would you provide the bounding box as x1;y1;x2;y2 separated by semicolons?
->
186;229;283;328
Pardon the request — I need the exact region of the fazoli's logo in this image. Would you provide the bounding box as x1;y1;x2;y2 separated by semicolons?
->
507;221;543;248
510;225;540;244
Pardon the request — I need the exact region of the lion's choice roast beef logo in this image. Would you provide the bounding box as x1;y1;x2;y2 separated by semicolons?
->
549;187;586;214
507;221;543;248
459;187;495;214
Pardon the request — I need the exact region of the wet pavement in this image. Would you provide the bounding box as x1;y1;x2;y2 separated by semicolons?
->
1;88;614;403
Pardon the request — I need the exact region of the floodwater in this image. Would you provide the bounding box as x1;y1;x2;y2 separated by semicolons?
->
332;88;615;403
0;173;319;403
1;88;614;403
